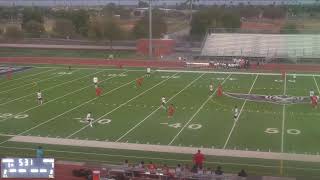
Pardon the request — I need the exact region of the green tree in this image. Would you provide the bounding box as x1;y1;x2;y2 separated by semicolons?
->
4;26;23;40
190;7;241;39
71;10;90;37
138;0;149;8
89;17;123;49
132;10;167;39
21;8;44;29
53;19;75;38
221;13;241;30
24;20;45;37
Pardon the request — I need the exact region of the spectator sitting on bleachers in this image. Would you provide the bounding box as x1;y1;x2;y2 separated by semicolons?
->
123;160;129;168
147;162;156;173
197;167;204;175
215;166;224;175
175;164;182;177
206;167;213;175
138;161;145;169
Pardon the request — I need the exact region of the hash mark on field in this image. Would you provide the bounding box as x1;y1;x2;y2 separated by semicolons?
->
223;74;259;149
115;73;205;142
168;74;232;145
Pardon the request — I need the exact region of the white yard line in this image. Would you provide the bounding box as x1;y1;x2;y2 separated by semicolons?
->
281;73;287;153
0;70;66;94
116;73;206;142
157;69;320;77
0;68;56;86
0;69;105;106
168;74;232;145
66;73;180;138
281;105;286;153
0;70;127;122
313;75;320;94
223;74;259;149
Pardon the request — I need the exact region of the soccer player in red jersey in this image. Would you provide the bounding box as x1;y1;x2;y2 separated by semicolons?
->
136;77;144;87
95;87;102;97
311;95;318;108
167;104;175;118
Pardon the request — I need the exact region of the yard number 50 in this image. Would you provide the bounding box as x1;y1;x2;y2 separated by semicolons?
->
265;128;301;135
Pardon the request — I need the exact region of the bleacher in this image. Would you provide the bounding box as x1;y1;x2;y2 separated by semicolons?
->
201;33;320;59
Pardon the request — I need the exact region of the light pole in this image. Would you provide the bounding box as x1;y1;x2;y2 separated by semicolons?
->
149;0;153;59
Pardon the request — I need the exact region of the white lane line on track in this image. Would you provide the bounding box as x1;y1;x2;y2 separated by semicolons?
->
168;74;232;145
116;73;205;142
0;69;104;106
223;74;259;149
66;73;180;138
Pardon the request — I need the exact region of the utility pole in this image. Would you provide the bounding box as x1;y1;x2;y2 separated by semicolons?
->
148;0;153;59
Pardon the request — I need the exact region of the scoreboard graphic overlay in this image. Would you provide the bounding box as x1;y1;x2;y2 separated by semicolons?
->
1;158;54;178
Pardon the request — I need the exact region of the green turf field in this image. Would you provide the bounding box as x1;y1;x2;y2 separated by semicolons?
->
0;65;320;179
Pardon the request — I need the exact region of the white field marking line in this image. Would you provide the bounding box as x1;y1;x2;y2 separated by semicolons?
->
313;75;320;94
66;72;180;138
168;74;232;145
0;146;319;172
0;68;56;86
116;73;206;142
0;70;66;94
0;70;127;122
281;105;286;153
0;71;142;141
281;73;287;153
157;69;320;77
283;73;287;96
0;69;105;106
223;74;259;149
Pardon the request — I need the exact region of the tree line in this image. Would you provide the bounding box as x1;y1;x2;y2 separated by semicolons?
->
1;4;319;42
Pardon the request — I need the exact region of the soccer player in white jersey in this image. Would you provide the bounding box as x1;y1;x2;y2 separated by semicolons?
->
233;106;239;121
161;96;167;110
93;77;98;88
86;112;93;127
146;67;151;77
293;74;296;79
209;84;214;93
310;90;315;101
37;91;43;105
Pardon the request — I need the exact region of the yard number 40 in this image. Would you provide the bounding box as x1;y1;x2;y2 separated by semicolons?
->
265;128;301;135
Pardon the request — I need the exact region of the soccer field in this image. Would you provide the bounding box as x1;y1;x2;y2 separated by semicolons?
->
0;65;320;178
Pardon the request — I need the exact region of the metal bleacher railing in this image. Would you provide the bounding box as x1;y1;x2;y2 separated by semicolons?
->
200;28;320;60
